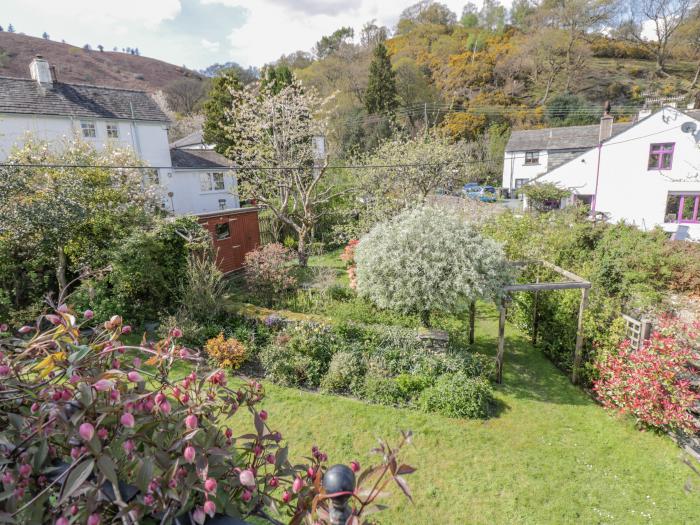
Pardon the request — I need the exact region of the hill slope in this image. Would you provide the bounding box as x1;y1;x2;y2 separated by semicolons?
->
0;32;202;92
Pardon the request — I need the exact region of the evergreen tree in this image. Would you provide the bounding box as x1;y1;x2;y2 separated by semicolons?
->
97;44;104;52
42;32;49;39
364;42;398;114
202;69;243;156
0;26;4;32
260;64;294;95
7;24;15;33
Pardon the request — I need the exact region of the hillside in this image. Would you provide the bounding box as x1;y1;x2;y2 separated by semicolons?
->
0;32;202;92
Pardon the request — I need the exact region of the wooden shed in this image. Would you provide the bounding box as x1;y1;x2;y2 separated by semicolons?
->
196;208;261;274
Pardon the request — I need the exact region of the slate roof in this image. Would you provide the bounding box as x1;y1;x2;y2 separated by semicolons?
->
169;148;232;169
0;76;169;122
169;130;204;148
505;122;634;152
683;109;700;121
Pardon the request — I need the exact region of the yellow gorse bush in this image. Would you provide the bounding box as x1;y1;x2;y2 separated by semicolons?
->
204;333;247;370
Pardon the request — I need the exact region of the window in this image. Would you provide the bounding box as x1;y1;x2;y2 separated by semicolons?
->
665;193;699;223
215;222;230;240
218;199;226;210
648;143;674;170
524;151;539;165
80;121;96;138
199;172;225;192
514;178;528;189
147;169;159;185
106;124;119;138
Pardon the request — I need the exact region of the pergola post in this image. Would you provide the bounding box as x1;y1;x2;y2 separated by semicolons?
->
496;297;507;384
572;287;589;385
468;301;476;345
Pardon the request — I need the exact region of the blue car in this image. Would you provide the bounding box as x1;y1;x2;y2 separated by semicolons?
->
464;185;497;202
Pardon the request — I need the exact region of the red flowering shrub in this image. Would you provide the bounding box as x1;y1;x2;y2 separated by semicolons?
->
0;306;414;524
340;239;359;290
593;316;700;434
244;243;298;306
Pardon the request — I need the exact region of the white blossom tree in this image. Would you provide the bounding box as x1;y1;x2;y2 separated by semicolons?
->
354;205;513;327
223;79;340;266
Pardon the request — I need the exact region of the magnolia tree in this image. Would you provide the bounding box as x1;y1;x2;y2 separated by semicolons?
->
354;206;513;327
0;306;413;524
223;80;341;266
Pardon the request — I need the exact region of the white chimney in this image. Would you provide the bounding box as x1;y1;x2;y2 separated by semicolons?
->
29;55;53;87
599;101;613;142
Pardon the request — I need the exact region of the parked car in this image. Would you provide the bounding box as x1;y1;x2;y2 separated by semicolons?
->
464;185;497;202
462;182;480;194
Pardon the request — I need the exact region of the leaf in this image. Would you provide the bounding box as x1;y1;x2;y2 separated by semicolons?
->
136;458;153;492
275;445;288;469
254;412;264;436
396;464;415;476
32;439;48;471
78;382;93;407
393;475;413;503
59;458;94;504
97;455;119;487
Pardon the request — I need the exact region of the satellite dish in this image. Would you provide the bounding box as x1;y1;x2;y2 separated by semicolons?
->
681;121;697;134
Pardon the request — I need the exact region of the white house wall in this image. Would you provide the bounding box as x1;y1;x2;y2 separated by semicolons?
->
163;169;239;215
502;150;549;190
540;108;700;239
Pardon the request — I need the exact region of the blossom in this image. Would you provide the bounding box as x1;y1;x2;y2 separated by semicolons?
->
185;414;198;430
123;440;135;454
97;428;108;440
18;325;33;334
127;371;142;383
0;365;10;377
87;513;100;525
239;469;255;487
83;309;94;320
55;517;69;525
79;423;95;441
184;445;196;463
282;490;291;503
193;508;206;525
292;476;303;493
204;478;217;493
45;314;62;325
350;461;360;473
0;323;8;332
203;500;216;517
242;489;252;502
93;379;113;392
120;413;135;428
258;410;268;421
121;325;132;335
170;327;183;338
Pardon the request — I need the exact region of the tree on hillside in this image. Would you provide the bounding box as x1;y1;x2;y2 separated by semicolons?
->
360;20;388;47
621;0;696;73
202;69;243;155
97;44;104;52
165;77;208;115
461;3;480;27
223;80;341;266
260;64;294;95
201;61;258;83
42;32;49;40
398;1;457;33
509;0;537;30
364;42;398;114
7;24;15;33
0;26;4;32
152;90;204;142
479;0;507;32
675;4;700;87
314;26;355;59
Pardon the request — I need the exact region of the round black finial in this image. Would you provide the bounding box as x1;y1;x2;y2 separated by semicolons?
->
323;464;356;495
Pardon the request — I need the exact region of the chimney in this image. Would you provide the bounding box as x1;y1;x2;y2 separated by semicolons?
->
29;55;53;87
599;101;613;142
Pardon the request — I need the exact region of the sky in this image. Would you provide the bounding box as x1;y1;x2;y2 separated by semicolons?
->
0;0;503;70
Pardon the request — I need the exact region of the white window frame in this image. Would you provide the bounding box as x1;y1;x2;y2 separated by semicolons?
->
106;123;120;138
524;151;539;165
199;172;226;193
80;121;96;138
218;198;227;210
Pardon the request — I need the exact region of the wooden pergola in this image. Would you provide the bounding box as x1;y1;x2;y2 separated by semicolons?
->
495;261;591;385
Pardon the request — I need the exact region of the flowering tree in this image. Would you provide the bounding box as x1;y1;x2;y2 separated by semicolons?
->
594;316;700;433
244;244;298;306
355;205;513;327
0;306;414;524
222;80;343;266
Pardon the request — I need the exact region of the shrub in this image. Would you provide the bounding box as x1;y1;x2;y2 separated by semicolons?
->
320;350;366;394
205;333;247;369
362;374;409;406
520;182;571;211
419;373;494;419
244;243;297;306
355;205;512;327
593;316;700;433
394;373;433;400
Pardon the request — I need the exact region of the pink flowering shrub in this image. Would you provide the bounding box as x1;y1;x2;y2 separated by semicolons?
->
0;305;414;524
593;316;700;434
340;239;359;290
244;243;298;306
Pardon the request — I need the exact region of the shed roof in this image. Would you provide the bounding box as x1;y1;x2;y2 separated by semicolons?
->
0;76;169;122
505;122;633;152
169;148;232;169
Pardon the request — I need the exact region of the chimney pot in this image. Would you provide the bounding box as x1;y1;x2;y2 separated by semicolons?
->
599;102;614;142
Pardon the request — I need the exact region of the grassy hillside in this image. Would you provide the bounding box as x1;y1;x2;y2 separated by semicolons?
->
0;32;202;91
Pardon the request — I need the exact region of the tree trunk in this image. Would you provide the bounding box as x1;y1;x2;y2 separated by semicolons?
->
420;310;431;328
692;60;700;89
56;245;67;292
296;233;308;268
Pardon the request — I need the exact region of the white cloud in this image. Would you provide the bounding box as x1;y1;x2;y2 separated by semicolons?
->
201;38;221;52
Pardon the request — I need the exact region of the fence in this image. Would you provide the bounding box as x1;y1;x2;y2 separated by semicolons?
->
620;313;653;350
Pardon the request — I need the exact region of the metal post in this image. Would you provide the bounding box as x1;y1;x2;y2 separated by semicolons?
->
496;298;507;384
322;464;356;525
572;288;589;385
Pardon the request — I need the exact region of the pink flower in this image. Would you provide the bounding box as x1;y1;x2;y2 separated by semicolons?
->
306;467;315;478
18;325;33;334
170;327;183;338
121;325;132;335
46;314;62;325
87;513;100;525
184;445;196;463
268;476;279;488
97;428;108;440
282;490;291;503
93;379;112;392
225;428;233;439
239;469;255;487
70;447;81;460
57;304;69;313
30;402;40;413
120;413;135;428
203;500;216;517
159;400;172;415
0;323;8;332
0;365;10;377
155;392;166;405
69;374;81;384
254;445;263;457
83;309;94;320
143;494;154;506
242;489;252;502
123;440;135;454
266;453;275;465
179;348;190;358
204;478;217;493
133;357;142;367
258;410;268;421
292;476;303;494
19;464;32;478
350;461;360;473
55;517;69;525
193;508;206;525
79;423;95;442
185;414;198;430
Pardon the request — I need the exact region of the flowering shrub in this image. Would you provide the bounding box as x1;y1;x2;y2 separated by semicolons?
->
244;243;298;306
593;316;700;433
340;239;359;290
204;333;247;369
0;306;413;524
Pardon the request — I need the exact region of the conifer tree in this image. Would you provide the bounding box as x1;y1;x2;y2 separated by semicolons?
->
364;42;398;114
203;69;243;155
7;24;15;33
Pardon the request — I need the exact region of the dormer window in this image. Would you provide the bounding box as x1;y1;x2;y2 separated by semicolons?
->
524;151;539;165
106;124;119;138
81;121;96;138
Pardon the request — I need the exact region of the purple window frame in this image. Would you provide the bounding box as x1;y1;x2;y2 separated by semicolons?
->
647;143;674;170
677;194;700;224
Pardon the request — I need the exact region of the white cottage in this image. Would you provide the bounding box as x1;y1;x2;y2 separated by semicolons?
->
535;106;700;240
0;56;238;216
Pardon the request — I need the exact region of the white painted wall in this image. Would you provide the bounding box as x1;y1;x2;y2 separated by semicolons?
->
160;169;240;215
502;150;549;191
539;107;700;240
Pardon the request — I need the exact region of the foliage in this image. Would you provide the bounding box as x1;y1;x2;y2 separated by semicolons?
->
520;182;571;210
202;68;243;155
418;373;494;419
545;94;599;126
364;42;398;114
319;350;366;394
204;333;247;369
361;374;409;406
178;250;228;322
244;244;298;307
164;77;209;115
594;316;700;433
355;205;512;327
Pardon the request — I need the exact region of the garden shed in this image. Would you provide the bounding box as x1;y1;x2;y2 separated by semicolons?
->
196;207;261;274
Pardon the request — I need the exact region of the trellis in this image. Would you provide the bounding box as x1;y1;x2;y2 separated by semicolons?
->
495;261;591;385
